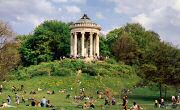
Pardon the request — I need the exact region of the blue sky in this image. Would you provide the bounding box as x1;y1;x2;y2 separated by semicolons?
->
0;0;180;47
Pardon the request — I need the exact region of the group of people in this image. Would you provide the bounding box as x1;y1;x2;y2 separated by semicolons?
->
0;83;179;109
0;84;55;109
0;93;20;108
122;96;143;110
172;95;180;108
29;96;54;108
154;95;180;109
154;97;165;108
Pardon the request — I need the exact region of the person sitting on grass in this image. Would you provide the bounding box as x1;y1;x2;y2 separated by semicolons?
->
112;96;116;105
130;102;143;110
66;94;70;99
177;96;180;103
104;97;110;106
83;102;89;109
12;86;16;92
46;100;54;108
97;90;104;99
31;98;36;107
36;101;41;107
137;104;143;110
47;90;55;95
20;85;24;91
41;96;47;107
30;91;36;94
89;102;95;109
0;101;16;108
130;102;138;110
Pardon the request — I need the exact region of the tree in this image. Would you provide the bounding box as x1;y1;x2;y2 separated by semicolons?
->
112;32;140;65
106;23;160;56
99;34;111;56
0;43;21;80
0;20;14;49
0;21;19;80
107;23;179;97
20;20;71;66
140;42;180;97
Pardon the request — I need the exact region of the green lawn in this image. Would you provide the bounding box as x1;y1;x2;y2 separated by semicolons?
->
0;75;179;110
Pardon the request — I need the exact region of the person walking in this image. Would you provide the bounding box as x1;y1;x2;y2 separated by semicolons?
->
7;95;12;105
122;97;127;110
15;93;20;105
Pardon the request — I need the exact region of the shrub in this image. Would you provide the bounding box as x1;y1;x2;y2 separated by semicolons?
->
105;58;117;64
96;68;110;76
12;59;136;79
71;59;85;70
82;64;97;76
53;68;72;76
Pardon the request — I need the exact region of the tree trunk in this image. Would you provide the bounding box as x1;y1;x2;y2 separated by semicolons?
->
164;85;167;101
159;83;162;98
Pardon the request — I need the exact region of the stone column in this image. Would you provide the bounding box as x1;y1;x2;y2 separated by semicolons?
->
70;33;73;56
96;33;99;56
85;38;88;57
93;36;96;56
81;32;85;57
74;32;77;57
90;32;93;58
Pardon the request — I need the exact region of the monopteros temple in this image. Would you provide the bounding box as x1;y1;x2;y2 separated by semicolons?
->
70;14;101;59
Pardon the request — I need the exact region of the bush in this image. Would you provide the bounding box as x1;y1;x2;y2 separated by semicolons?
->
59;59;85;70
12;59;136;79
71;59;85;70
105;58;117;64
53;68;72;76
96;68;110;76
82;64;97;76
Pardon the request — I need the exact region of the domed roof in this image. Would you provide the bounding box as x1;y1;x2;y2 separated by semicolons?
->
70;14;101;30
76;14;94;24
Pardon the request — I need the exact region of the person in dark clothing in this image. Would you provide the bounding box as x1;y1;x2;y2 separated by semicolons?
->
122;97;127;110
104;97;109;105
20;85;24;91
0;85;3;94
31;99;36;106
90;102;95;109
112;97;116;105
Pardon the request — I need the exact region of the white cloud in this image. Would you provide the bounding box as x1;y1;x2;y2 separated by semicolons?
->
132;13;152;29
52;0;86;4
96;12;105;19
52;0;68;3
65;6;81;14
110;0;180;47
0;0;62;34
71;0;86;4
58;8;62;12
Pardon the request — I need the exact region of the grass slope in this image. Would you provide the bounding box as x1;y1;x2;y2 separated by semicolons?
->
0;59;178;109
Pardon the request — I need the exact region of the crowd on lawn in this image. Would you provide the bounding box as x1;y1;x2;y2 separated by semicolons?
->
0;84;179;110
0;84;54;109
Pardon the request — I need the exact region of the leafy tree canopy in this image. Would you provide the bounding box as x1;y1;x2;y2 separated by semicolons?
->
107;23;180;87
20;20;71;66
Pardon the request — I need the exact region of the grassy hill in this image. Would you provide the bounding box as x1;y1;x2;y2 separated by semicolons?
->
0;59;178;109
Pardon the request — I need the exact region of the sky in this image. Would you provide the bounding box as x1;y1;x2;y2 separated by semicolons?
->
0;0;180;47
